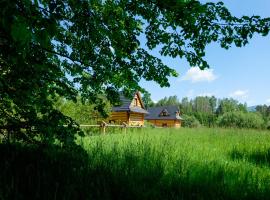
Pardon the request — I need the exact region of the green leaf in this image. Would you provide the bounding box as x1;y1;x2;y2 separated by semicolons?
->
11;21;31;45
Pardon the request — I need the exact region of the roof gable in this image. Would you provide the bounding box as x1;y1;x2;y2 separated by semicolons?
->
145;106;182;120
159;108;170;117
112;91;148;114
130;92;145;109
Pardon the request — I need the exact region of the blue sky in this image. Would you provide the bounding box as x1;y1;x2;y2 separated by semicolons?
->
140;0;270;106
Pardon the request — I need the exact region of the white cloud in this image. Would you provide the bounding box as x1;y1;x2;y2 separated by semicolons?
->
266;98;270;104
229;90;249;99
180;67;217;83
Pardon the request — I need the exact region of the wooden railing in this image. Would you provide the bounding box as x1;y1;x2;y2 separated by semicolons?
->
80;121;144;134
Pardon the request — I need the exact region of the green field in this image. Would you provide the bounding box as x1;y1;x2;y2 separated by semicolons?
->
1;128;270;199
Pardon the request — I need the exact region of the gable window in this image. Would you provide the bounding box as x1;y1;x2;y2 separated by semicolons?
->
160;109;169;117
134;97;138;106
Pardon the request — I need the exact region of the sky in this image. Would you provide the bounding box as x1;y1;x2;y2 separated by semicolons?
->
139;0;270;106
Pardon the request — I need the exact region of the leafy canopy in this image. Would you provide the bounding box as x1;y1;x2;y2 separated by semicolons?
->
0;0;269;144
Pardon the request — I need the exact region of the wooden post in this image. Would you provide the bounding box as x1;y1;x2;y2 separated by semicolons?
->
127;111;130;126
100;121;107;135
122;122;127;134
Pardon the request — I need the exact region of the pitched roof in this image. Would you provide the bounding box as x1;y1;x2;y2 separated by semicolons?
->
112;92;148;114
145;105;183;120
130;106;148;114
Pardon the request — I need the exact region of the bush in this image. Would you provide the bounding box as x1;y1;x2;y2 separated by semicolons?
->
217;111;264;129
182;115;201;128
266;120;270;130
193;112;216;127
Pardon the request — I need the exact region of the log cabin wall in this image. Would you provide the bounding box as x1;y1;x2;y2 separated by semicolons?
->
147;119;181;128
109;92;148;126
129;112;144;126
109;112;128;124
174;120;181;128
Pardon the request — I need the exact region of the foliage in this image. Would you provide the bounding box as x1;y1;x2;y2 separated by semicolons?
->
155;95;180;107
150;95;267;128
55;96;111;124
256;105;270;120
254;105;270;128
193;112;216;127
193;96;214;113
2;128;270;199
1;0;270;143
182;114;201;128
142;91;154;109
180;97;193;114
266;120;270;130
179;96;250;127
216;98;247;115
217;111;265;129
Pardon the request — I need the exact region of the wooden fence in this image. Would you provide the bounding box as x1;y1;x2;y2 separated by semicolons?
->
80;121;144;134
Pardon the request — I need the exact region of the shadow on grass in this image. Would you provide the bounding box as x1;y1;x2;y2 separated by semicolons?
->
1;143;270;200
230;148;270;167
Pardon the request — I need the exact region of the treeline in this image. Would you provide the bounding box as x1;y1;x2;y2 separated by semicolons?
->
147;95;270;129
55;93;270;130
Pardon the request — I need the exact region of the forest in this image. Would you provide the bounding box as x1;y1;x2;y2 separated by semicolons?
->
150;95;270;129
56;94;270;130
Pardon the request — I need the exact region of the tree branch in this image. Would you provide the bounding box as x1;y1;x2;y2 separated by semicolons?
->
32;43;87;67
211;22;249;27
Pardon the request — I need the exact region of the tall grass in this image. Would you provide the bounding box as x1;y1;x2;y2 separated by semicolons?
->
80;128;270;199
1;128;270;199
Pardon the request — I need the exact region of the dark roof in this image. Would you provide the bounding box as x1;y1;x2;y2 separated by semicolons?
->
130;106;148;114
145;106;183;120
112;95;132;112
112;92;148;114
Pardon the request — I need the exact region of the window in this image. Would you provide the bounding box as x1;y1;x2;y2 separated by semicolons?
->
162;111;167;116
160;109;169;116
134;98;138;106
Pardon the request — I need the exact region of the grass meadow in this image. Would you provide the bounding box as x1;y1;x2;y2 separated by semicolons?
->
1;128;270;199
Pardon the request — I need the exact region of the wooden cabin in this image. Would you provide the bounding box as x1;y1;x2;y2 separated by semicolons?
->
109;92;148;126
145;106;182;128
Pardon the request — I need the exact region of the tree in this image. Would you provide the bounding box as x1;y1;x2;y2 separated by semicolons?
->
216;98;239;115
193;96;212;113
216;98;248;115
142;91;154;109
180;97;193;115
238;103;248;113
167;96;180;106
209;96;217;114
155;95;180;107
255;104;270;128
179;96;217;127
256;105;270;119
55;96;111;125
181;114;201;128
1;0;270;144
217;111;264;129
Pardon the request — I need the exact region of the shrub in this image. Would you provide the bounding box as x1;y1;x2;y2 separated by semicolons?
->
217;111;264;129
182;115;201;128
266;120;270;130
